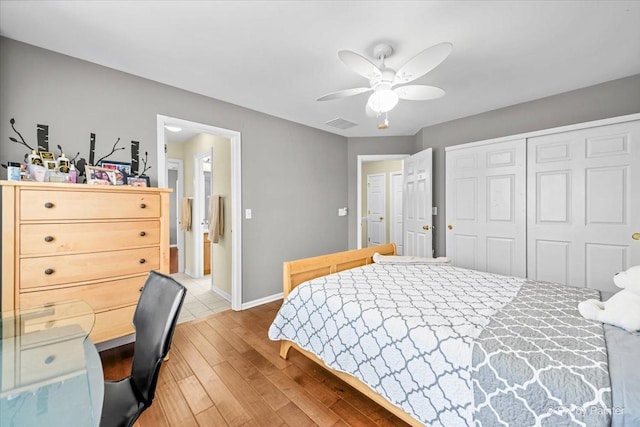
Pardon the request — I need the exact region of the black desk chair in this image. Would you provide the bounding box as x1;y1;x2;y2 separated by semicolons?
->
100;271;186;427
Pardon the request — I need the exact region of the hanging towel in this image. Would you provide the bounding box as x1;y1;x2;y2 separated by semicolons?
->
180;197;192;231
208;195;224;243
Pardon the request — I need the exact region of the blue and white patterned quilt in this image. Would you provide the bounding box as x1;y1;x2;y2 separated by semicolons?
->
470;281;612;426
268;263;525;426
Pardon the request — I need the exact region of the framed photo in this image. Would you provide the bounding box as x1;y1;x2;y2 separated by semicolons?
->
85;165;116;185
125;175;150;187
40;151;57;170
99;160;132;185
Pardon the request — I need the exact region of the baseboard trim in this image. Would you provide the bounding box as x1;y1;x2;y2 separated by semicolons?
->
211;285;231;302
240;292;283;310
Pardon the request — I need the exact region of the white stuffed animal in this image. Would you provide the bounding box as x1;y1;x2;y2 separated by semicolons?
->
578;265;640;331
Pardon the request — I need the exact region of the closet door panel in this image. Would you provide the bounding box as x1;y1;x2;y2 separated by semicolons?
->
535;240;570;285
528;120;640;292
453;235;478;270
446;139;526;277
487;237;514;276
537;171;571;223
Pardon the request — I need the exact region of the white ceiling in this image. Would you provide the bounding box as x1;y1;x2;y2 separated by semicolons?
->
1;1;639;138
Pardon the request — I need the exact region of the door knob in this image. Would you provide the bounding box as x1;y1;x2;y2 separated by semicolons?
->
379;217;384;221
448;225;453;230
633;233;640;241
422;225;430;230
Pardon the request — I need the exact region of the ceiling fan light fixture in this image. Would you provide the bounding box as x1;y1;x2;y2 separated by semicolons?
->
367;87;399;113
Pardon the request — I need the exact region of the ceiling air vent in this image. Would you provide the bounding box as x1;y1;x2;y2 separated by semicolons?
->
325;118;357;130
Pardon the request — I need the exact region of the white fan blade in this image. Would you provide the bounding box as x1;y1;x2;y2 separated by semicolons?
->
338;50;382;80
317;87;371;101
394;85;445;101
393;42;453;85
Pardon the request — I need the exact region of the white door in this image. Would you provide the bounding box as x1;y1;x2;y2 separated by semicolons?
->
390;172;404;255
528;120;640;292
167;159;185;273
403;148;432;257
446;139;526;277
367;173;386;247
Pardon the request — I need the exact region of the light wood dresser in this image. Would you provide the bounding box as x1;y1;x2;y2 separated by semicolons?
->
1;181;171;344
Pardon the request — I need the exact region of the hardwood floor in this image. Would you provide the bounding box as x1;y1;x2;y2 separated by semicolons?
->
100;301;410;427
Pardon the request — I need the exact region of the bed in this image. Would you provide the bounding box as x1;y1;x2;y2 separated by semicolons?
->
268;244;639;427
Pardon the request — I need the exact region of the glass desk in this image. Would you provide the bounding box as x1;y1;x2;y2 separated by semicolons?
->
0;300;104;427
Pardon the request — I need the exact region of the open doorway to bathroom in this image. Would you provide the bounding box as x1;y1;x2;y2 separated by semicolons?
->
157;115;242;320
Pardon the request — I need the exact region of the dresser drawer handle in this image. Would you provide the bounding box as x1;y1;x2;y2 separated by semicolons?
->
140;203;146;209
139;287;144;292
44;202;55;209
44;268;55;275
44;236;55;242
139;231;146;237
139;259;146;264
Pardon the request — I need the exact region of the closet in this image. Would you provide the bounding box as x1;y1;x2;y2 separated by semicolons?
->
446;115;640;292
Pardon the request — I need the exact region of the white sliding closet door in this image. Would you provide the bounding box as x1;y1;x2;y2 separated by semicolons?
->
527;120;640;292
446;139;526;277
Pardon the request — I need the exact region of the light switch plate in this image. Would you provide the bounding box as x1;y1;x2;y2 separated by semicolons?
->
338;207;348;216
432;207;437;216
245;209;252;219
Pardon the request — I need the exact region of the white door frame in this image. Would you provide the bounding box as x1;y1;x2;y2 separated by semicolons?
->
193;150;212;280
357;154;409;249
390;171;404;255
167;158;185;273
157;115;242;311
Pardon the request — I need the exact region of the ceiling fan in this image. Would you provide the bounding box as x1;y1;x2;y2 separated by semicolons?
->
318;42;452;128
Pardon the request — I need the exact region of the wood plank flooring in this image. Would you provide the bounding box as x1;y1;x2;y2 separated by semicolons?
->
100;301;410;427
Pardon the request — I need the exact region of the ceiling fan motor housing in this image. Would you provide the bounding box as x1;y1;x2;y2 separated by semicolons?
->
373;43;394;60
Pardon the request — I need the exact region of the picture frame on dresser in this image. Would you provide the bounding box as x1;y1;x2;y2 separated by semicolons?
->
85;165;116;185
99;160;131;185
125;175;150;187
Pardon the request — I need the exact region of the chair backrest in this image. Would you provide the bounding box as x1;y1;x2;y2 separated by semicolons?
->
130;271;186;404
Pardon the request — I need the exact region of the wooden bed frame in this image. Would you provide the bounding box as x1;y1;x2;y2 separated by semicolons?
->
278;243;423;427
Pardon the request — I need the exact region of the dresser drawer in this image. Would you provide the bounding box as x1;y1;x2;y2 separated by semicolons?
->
20;275;147;312
20;190;160;220
91;305;137;343
21;221;160;255
20;247;160;289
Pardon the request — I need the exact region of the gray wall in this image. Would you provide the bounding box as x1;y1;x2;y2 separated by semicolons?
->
0;37;349;304
346;136;419;249
416;74;640;256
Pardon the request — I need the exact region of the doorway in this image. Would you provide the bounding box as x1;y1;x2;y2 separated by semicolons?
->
157;115;242;311
357;154;409;251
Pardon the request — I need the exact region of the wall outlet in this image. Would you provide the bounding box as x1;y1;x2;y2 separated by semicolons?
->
338;207;348;216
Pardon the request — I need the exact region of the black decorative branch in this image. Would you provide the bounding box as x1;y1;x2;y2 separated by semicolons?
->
8;118;35;152
94;137;125;166
57;144;80;163
138;151;152;177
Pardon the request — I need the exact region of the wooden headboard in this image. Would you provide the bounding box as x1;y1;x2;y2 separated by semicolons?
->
282;243;396;298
